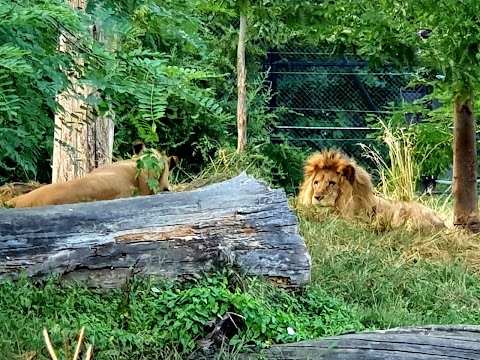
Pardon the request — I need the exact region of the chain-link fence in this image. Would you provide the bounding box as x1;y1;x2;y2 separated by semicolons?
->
263;45;429;171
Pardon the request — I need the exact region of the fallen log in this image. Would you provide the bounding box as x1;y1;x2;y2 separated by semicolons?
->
0;172;311;288
243;325;480;359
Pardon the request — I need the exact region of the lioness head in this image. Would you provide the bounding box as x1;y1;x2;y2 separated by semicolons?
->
132;141;179;193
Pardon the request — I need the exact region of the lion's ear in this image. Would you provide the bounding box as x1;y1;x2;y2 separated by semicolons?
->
132;141;146;156
338;164;355;183
168;156;179;169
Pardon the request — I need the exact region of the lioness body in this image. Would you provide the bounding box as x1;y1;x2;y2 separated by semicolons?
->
298;149;445;230
7;147;177;208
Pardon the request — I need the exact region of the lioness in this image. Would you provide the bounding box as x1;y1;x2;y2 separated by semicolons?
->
298;149;446;230
7;143;178;208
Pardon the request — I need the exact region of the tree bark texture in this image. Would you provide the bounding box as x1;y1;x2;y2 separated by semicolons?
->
453;93;480;231
236;11;247;152
52;0;114;183
0;173;311;288
243;325;480;359
87;20;115;169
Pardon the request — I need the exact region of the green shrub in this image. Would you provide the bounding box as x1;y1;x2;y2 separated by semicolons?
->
0;0;83;183
0;272;361;358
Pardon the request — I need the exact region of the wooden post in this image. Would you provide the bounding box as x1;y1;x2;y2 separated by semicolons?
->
52;0;114;183
236;9;247;152
52;0;90;183
453;92;480;231
87;20;115;169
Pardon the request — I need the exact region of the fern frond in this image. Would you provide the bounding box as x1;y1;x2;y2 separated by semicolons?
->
0;44;32;74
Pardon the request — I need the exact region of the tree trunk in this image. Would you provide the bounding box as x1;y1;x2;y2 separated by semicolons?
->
52;0;114;183
52;0;90;183
86;106;114;169
453;92;480;231
0;173;311;289
236;10;247;152
86;20;115;169
242;325;480;359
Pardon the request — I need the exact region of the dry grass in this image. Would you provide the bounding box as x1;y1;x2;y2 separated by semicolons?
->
294;190;480;273
0;181;44;204
420;191;455;227
360;120;444;204
398;227;480;272
171;148;273;193
170;150;238;193
362;123;418;201
43;327;93;360
301;209;480;329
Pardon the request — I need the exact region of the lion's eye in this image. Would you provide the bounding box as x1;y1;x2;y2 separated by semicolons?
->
328;181;336;187
314;180;318;186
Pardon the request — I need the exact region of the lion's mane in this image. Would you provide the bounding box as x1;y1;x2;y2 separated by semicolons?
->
298;149;446;230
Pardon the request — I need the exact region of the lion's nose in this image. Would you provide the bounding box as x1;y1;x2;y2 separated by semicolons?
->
314;195;324;201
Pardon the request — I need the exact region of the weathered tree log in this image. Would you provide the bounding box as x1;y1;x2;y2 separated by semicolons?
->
0;173;311;288
243;325;480;359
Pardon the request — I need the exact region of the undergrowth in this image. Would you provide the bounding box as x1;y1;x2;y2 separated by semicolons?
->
0;270;361;359
172;144;306;195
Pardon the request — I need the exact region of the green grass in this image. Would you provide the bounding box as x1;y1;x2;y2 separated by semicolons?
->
300;213;480;330
0;270;361;359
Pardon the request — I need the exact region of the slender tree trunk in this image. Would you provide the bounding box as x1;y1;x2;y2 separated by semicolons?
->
236;10;247;152
453;92;480;231
87;21;115;169
52;1;114;183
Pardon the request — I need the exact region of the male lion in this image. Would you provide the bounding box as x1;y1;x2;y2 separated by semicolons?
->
297;149;446;230
7;143;178;208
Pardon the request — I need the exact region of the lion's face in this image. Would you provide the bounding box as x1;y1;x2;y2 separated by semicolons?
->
298;150;364;211
310;169;343;207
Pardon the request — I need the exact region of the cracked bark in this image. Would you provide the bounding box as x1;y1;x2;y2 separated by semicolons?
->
52;0;114;183
0;173;311;288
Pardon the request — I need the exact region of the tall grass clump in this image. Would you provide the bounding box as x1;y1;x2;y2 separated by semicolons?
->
361;120;422;201
173;143;306;195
